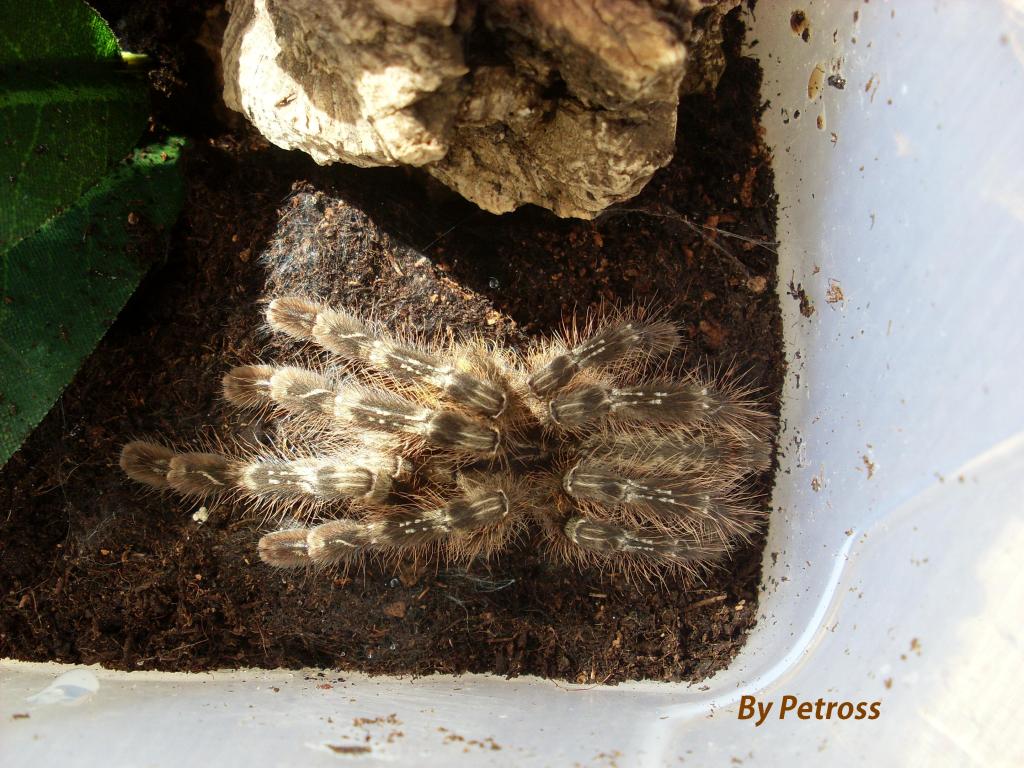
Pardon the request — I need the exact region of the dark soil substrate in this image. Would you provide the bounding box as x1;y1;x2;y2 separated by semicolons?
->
0;7;781;683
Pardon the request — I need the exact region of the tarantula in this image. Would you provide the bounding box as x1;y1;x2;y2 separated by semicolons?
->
120;297;773;583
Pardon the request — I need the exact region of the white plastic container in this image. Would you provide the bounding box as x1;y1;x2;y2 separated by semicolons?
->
3;2;1023;764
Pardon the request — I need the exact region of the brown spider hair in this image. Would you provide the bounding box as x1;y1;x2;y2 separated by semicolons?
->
121;297;773;584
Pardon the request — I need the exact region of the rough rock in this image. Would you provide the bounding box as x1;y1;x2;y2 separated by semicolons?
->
678;0;741;95
222;0;739;219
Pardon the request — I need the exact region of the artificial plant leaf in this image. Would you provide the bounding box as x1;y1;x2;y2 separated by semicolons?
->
0;138;186;467
0;0;149;251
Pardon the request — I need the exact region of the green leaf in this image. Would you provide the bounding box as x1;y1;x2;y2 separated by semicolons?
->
0;1;121;66
0;1;185;467
0;0;149;251
0;138;186;466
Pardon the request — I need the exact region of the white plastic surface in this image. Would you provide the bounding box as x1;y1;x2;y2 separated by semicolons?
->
3;2;1024;765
